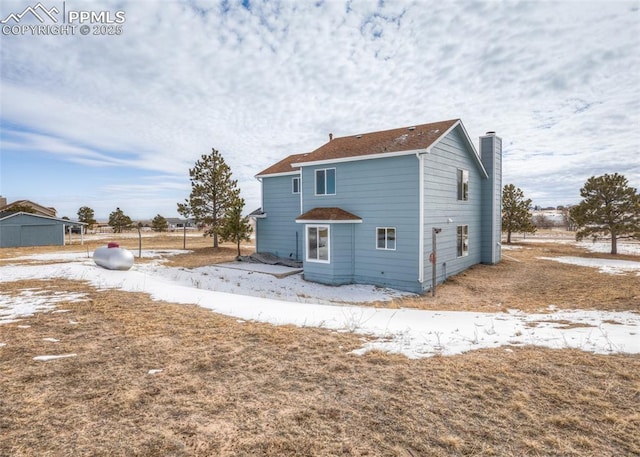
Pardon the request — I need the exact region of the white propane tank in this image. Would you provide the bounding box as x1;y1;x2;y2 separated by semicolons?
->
93;242;134;271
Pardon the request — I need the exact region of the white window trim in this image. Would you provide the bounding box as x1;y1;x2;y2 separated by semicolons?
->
292;177;300;194
457;225;469;257
314;168;336;196
306;224;330;264
376;227;397;251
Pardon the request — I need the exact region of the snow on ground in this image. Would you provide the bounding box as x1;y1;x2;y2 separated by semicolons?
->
0;250;638;358
578;240;640;256
1;249;189;263
146;263;410;305
33;354;77;362
518;237;640;256
0;288;89;325
539;256;640;275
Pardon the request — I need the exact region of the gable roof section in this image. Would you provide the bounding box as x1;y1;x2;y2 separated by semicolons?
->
258;119;488;179
296;207;362;224
0;199;57;217
292;119;460;166
0;212;86;225
256;152;310;178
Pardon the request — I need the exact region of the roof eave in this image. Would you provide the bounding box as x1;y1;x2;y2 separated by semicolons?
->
255;170;300;179
430;120;489;179
295;219;362;224
292;148;429;168
0;212;87;224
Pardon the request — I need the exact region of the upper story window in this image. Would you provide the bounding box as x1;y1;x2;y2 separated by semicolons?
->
292;177;300;194
376;227;396;250
457;169;469;201
315;168;336;195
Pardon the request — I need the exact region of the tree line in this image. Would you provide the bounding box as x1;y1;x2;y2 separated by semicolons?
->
74;153;637;257
74;148;252;256
503;173;639;254
76;207;172;233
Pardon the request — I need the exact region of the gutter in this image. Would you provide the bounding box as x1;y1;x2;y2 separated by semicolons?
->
416;148;430;284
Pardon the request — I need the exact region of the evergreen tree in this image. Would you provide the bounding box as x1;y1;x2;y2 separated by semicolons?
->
151;214;168;232
108;207;133;233
77;206;97;229
179;148;241;247
219;196;253;257
502;184;536;243
570;173;639;254
2;203;36;215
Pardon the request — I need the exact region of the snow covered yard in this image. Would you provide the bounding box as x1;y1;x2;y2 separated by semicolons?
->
1;244;638;358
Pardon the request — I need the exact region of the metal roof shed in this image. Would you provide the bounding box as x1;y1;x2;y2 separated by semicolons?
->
0;212;86;248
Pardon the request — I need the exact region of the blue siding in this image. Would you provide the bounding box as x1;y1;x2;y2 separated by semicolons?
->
0;213;66;247
256;175;302;260
480;135;502;264
303;224;354;285
421;126;485;291
301;154;422;292
257;123;502;294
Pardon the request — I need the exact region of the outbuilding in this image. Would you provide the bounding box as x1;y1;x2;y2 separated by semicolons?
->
0;212;86;248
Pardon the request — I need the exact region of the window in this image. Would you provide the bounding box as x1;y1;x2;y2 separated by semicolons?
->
315;168;336;195
457;169;469;201
292;177;300;194
307;225;330;263
457;225;469;257
376;227;396;250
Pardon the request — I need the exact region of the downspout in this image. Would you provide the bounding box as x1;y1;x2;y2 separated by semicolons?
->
256;176;263;253
298;172;303;261
416;149;429;284
256;176;263;210
299;171;303;214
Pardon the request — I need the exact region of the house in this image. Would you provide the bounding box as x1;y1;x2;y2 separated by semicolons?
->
0;197;57;218
253;119;501;293
0;212;86;248
165;218;195;231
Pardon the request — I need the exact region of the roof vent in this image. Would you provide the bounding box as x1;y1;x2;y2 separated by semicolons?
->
408;126;416;131
356;134;362;139
486;131;496;136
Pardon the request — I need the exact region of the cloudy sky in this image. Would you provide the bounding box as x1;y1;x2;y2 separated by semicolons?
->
1;0;638;220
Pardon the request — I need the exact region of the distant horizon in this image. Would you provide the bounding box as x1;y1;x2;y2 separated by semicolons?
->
2;1;638;219
0;195;586;223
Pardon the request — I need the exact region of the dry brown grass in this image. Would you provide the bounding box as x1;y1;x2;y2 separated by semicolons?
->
1;280;639;457
391;241;640;313
1;233;639;456
0;233;254;268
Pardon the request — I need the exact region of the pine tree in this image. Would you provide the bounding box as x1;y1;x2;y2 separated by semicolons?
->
108;207;133;233
151;214;168;232
2;203;36;215
570;173;639;255
77;206;97;230
502;184;536;243
219;196;253;257
179;148;241;248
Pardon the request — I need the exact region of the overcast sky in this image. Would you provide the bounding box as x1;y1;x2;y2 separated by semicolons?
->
1;0;638;220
